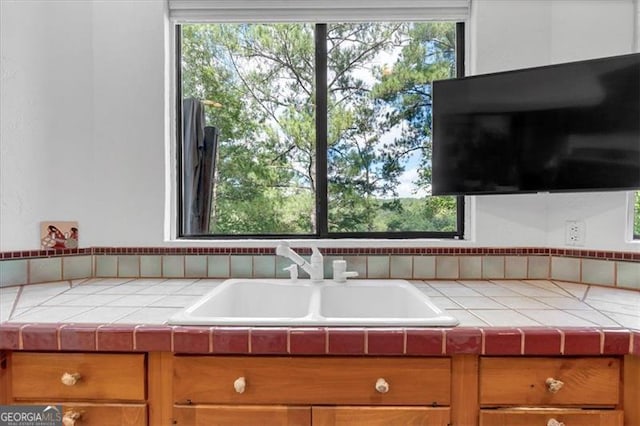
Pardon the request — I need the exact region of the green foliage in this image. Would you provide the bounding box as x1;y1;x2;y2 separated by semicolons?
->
181;22;459;235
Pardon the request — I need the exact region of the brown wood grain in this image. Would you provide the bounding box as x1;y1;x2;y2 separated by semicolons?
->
312;406;450;426
174;405;311;426
479;408;623;426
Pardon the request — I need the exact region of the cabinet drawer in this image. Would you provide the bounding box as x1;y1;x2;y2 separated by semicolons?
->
480;357;620;406
173;356;450;406
479;409;623;426
53;403;146;426
174;405;310;426
313;406;450;426
12;353;145;401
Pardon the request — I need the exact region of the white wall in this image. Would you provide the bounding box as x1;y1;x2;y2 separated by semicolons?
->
0;0;637;251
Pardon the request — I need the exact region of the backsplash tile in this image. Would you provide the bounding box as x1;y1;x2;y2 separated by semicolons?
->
162;255;185;278
62;255;92;280
253;255;275;278
117;255;139;277
413;256;435;279
367;256;389;279
527;255;549;279
29;257;62;283
0;259;28;287
482;256;505;279
140;255;162;277
617;261;640;290
95;255;117;277
343;256;367;278
207;255;229;278
550;256;581;282
581;258;615;286
185;255;207;278
230;255;253;278
459;256;481;279
389;256;412;279
505;256;527;279
436;256;458;279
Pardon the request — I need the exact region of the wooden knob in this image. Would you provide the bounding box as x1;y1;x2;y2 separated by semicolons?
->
62;410;82;426
234;376;246;394
375;378;389;393
61;372;81;386
547;419;565;426
545;377;564;393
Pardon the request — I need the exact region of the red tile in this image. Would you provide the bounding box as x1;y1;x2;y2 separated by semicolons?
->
483;328;522;355
59;324;97;351
212;328;249;354
0;323;22;350
602;329;631;355
562;328;601;355
21;324;59;350
134;326;172;352
328;329;365;355
250;329;288;354
96;325;134;351
289;328;326;354
173;326;211;353
522;328;562;355
446;328;481;354
367;330;404;355
632;331;640;355
405;329;444;355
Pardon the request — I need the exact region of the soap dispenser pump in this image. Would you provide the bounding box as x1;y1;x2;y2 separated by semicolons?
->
309;246;324;283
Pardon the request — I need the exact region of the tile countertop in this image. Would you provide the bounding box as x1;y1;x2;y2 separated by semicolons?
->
0;278;639;356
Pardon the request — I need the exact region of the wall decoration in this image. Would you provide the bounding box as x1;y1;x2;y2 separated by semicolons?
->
40;221;79;249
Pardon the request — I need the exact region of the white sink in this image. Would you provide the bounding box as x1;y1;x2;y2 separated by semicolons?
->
169;279;458;327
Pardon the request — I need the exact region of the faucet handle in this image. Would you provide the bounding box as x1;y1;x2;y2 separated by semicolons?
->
283;264;298;281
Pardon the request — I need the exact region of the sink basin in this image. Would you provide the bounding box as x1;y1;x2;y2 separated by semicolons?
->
169;279;458;327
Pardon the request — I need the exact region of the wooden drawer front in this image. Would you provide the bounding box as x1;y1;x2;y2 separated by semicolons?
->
313;406;450;426
479;409;623;426
174;405;311;426
173;356;450;406
12;353;145;401
480;357;620;406
58;403;146;426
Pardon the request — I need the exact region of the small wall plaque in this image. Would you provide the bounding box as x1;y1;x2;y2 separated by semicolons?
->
40;221;79;249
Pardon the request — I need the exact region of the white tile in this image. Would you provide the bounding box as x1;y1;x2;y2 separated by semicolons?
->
105;294;165;307
498;281;565;297
552;281;589;299
490;296;553;309
47;294;125;307
520;310;596;327
15;282;71;307
429;296;462;309
444;309;489;327
617;261;640;289
602;312;640;329
95;285;144;295
550;257;580;282
41;294;87;306
148;295;200;308
114;307;180;324
565;310;620;327
135;284;189;295
423;280;461;287
448;296;507;309
179;284;216;296
585;299;640;317
534;297;592;310
82;278;135;286
472;286;521;297
65;306;139;323
581;259;615;286
436;286;482;297
586;286;640;306
12;306;94;323
521;280;574;296
471;309;540;326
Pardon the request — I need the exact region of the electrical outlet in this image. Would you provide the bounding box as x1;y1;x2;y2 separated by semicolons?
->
565;220;586;246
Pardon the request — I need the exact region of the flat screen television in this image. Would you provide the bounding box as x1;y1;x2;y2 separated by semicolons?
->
431;53;640;196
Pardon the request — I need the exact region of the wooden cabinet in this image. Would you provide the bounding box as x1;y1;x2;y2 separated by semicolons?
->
7;353;147;426
479;357;623;426
171;356;452;426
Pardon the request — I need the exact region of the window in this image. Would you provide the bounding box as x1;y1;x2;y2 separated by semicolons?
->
176;21;464;238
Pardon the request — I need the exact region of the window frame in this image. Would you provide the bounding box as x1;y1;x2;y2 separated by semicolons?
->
175;22;466;240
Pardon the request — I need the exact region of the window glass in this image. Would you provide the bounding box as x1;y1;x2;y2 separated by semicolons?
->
179;22;462;237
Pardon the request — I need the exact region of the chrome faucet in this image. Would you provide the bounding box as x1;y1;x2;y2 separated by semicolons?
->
276;242;324;283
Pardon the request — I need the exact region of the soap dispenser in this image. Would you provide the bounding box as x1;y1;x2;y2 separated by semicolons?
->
309;246;324;282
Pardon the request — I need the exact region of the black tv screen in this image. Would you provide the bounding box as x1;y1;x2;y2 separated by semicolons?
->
432;53;640;196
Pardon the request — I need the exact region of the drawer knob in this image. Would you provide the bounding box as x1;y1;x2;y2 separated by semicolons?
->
61;372;82;386
62;410;83;426
234;376;246;394
545;377;564;393
375;378;389;393
547;419;565;426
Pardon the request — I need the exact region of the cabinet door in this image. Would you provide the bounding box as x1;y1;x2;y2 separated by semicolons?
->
479;409;623;426
173;405;311;426
313;407;450;426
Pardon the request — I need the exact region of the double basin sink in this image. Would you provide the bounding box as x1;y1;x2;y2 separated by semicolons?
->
169;279;458;327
